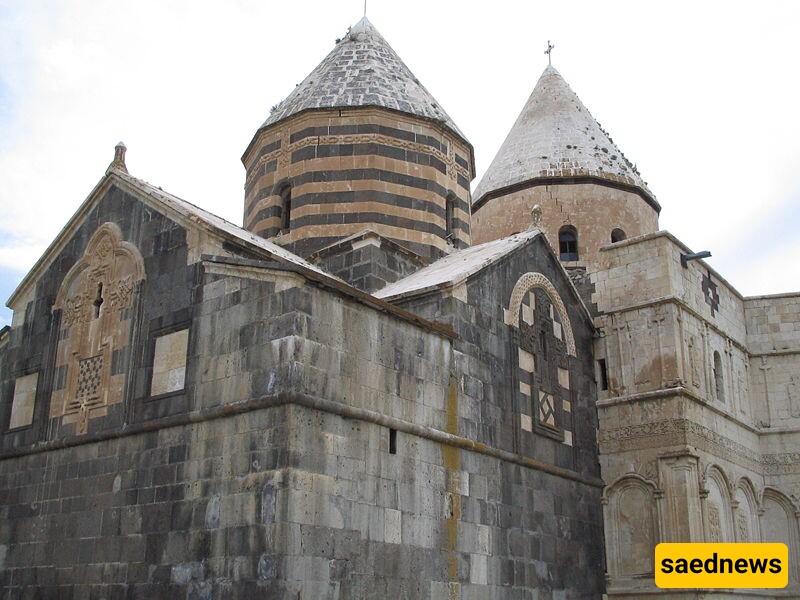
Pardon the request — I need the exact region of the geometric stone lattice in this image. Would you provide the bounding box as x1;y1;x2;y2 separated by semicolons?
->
538;390;556;428
76;355;103;400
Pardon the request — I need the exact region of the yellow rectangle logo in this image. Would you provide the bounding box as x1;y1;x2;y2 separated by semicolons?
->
655;543;788;588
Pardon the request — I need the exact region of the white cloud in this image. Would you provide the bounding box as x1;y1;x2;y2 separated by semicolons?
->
0;0;799;303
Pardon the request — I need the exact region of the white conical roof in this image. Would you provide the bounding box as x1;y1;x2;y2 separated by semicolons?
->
473;66;656;207
261;17;466;142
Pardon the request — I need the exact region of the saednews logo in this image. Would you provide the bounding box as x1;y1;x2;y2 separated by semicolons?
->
655;543;788;588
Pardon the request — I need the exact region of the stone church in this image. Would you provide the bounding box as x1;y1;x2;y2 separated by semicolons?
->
1;16;798;600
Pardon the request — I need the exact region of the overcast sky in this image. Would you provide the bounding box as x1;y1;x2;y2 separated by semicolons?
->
1;0;799;326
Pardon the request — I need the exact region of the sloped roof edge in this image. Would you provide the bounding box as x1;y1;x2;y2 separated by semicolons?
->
7;167;459;340
375;228;595;327
6;168;336;308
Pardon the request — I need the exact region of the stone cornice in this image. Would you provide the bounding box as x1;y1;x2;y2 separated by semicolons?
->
595;295;748;353
0;390;604;488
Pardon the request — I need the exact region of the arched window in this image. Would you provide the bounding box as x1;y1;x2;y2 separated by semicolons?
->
279;185;292;233
611;228;626;243
713;351;724;401
558;226;578;261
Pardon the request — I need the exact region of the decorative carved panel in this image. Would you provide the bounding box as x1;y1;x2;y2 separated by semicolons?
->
51;223;144;434
605;477;657;577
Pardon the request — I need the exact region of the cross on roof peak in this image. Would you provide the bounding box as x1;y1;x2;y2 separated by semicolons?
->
545;40;555;66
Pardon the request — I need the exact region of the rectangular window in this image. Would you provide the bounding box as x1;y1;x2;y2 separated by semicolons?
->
389;428;397;454
10;372;38;429
151;329;189;396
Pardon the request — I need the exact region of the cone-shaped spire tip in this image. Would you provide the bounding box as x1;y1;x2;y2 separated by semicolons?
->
259;17;467;143
473;65;655;207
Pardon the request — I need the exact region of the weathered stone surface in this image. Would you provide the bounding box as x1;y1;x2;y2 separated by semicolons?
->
1;14;798;600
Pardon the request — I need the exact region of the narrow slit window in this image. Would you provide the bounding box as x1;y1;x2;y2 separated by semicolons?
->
389;428;397;454
598;359;609;391
280;185;292;233
445;193;456;246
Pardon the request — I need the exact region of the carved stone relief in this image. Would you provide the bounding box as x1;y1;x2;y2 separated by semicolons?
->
506;272;576;356
788;376;800;418
604;478;657;577
707;503;722;542
51;223;145;434
736;513;749;542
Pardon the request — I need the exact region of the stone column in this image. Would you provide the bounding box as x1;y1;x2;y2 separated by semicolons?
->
658;451;703;542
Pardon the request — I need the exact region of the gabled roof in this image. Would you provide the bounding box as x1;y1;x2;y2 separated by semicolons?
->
473;66;657;208
8;163;458;340
260;17;466;142
375;229;543;301
375;227;595;325
110;169;335;279
7;168;338;307
306;228;427;266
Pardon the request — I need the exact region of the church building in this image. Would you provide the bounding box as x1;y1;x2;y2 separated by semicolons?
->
0;16;797;599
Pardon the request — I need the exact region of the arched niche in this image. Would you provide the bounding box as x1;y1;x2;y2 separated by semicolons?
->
760;488;800;584
733;477;760;543
603;475;659;578
703;465;734;543
506;272;576;357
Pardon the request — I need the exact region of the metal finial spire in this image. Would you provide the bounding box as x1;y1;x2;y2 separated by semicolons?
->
545;40;555;66
364;0;367;16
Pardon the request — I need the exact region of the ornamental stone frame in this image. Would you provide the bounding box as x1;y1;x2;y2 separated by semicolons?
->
506;271;576;357
51;223;145;434
602;474;661;579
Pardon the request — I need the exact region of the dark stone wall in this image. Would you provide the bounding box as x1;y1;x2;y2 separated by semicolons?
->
316;243;425;294
394;236;600;477
0;406;292;599
0;191;604;598
0;185;200;449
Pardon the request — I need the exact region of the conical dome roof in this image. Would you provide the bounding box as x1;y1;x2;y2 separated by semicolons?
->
473;66;657;208
261;17;466;142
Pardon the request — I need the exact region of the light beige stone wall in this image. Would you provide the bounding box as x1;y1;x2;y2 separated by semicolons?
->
592;234;752;422
745;294;800;354
592;231;800;598
744;294;800;431
471;182;658;271
9;372;38;429
592;232;747;343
